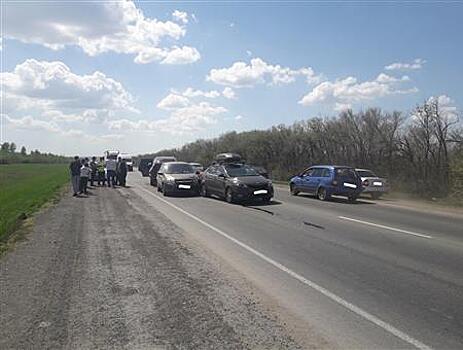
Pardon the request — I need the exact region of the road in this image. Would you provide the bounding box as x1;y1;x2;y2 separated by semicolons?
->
2;171;462;349
131;172;463;349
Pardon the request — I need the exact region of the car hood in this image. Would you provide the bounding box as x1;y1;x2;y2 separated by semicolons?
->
233;175;269;186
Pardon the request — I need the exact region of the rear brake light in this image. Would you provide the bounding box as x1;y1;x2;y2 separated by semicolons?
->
363;180;369;186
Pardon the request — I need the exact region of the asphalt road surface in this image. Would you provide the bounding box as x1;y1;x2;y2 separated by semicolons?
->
2;171;462;349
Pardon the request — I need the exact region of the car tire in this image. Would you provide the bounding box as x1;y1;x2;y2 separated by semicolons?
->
150;177;155;186
317;187;329;201
163;184;169;197
157;183;162;192
225;187;235;204
290;183;299;196
200;184;209;197
371;193;382;200
348;195;357;203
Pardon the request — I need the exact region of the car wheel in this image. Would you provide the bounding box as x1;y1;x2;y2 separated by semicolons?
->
150;177;155;186
200;184;209;197
348;195;357;203
163;184;169;197
290;183;299;196
225;187;235;204
317;187;329;201
371;193;382;200
157;183;162;192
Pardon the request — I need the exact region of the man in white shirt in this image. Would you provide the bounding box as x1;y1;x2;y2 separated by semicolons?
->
105;157;117;188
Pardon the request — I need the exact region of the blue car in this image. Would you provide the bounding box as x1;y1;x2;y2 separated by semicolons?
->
289;165;363;202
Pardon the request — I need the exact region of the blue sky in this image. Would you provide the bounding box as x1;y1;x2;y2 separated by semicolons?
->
1;1;462;155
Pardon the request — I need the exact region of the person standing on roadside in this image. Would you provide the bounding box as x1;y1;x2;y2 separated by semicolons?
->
79;161;91;194
69;156;81;197
89;156;98;186
97;156;106;186
105;156;117;188
118;158;128;187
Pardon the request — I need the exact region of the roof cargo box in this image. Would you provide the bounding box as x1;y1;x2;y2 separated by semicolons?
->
215;153;242;164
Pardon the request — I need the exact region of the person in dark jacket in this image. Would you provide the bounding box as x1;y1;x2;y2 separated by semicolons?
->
118;158;128;187
69;156;81;196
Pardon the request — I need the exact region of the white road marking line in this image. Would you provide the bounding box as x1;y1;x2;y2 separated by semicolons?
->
136;185;432;349
338;216;432;239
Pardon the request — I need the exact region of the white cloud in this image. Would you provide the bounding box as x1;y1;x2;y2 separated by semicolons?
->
427;95;459;122
299;73;417;110
172;10;188;24
235;115;243;120
5;1;199;64
4;115;85;137
222;87;236;99
385;58;426;71
157;93;190;110
109;102;227;135
1;59;137;122
207;58;321;88
182;87;221;99
160;46;201;65
168;87;235;100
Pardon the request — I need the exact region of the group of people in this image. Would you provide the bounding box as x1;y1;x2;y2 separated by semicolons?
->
69;156;128;196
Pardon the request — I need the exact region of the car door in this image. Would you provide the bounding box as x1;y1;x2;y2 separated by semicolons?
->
215;166;228;197
299;168;315;193
306;168;324;193
203;166;217;194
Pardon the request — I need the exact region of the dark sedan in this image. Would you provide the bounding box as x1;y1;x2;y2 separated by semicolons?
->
200;163;273;204
156;162;200;196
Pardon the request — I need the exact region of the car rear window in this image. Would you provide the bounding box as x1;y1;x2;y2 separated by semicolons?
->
335;168;358;180
357;170;376;177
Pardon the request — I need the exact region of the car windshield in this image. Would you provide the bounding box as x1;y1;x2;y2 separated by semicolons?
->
225;165;259;177
357;170;377;177
165;163;194;174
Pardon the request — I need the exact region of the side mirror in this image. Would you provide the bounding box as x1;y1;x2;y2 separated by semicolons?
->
195;170;201;175
218;173;226;178
157;172;163;176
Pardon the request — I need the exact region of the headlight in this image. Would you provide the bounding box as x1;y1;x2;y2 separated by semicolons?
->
232;178;247;187
165;175;175;183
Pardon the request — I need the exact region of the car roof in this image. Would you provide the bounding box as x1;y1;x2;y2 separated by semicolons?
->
163;161;190;165
355;168;373;171
310;165;353;169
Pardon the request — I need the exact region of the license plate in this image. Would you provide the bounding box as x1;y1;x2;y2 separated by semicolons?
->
254;189;268;195
178;184;191;189
373;181;383;186
343;182;357;189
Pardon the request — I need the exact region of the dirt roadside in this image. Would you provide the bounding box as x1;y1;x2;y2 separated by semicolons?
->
0;185;305;349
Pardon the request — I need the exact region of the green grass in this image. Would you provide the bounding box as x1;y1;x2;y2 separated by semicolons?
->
0;163;69;242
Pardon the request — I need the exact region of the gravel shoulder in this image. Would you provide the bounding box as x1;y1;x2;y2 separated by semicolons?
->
0;184;303;349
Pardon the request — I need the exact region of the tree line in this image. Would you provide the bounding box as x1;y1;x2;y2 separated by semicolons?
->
0;142;69;164
141;99;463;199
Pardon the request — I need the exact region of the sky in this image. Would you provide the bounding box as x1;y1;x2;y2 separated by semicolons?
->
1;0;462;156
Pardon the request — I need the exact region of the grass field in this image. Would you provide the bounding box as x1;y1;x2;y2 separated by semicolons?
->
0;163;69;242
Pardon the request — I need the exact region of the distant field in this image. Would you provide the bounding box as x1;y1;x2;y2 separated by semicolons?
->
0;163;69;241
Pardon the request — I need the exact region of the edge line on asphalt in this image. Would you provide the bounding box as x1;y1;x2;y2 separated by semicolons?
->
136;185;432;350
338;216;432;239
